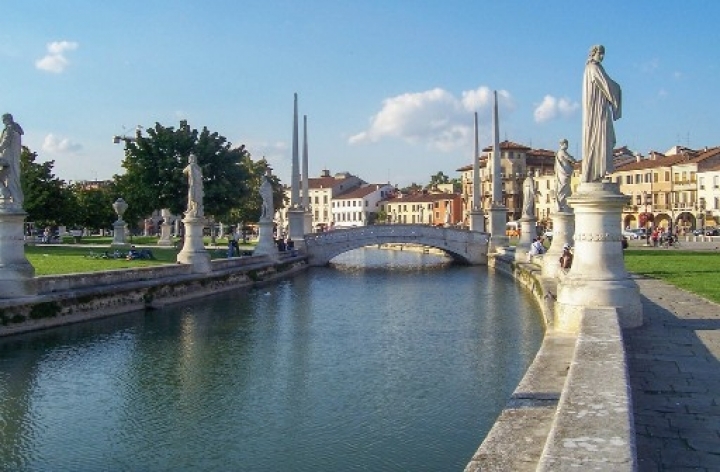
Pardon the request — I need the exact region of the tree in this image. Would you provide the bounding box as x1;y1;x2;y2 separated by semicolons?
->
70;183;118;232
20;147;78;228
114;121;276;228
429;171;450;186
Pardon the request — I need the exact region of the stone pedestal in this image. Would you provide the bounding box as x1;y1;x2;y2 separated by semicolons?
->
303;211;313;235
253;220;279;259
176;216;211;273
157;221;173;246
0;208;37;298
157;209;174;246
468;209;485;232
541;210;574;278
110;220;130;247
515;217;536;261
556;182;642;332
287;208;307;250
488;205;509;251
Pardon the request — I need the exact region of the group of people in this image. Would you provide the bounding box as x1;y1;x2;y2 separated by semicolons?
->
527;236;574;271
648;227;678;247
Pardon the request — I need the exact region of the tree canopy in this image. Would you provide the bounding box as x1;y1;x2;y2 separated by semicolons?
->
20;147;78;228
114;121;283;226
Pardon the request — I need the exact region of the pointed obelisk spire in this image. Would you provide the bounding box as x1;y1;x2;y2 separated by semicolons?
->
302;115;309;212
291;93;300;208
473;111;480;211
492;90;502;206
487;90;509;249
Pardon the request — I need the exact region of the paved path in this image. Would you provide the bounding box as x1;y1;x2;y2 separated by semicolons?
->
628;277;720;471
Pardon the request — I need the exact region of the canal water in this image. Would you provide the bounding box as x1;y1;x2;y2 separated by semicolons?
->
0;248;544;471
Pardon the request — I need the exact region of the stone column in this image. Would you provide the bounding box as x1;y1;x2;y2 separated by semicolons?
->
0;207;37;298
176;216;211;273
110;198;130;248
542;210;574;278
556;182;642;332
157;208;174;246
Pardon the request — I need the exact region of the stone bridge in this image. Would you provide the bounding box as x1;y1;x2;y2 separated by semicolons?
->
304;225;490;266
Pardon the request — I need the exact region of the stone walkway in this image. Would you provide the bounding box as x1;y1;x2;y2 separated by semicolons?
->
627;277;720;471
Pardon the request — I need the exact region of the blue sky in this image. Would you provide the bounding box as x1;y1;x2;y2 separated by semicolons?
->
2;1;719;187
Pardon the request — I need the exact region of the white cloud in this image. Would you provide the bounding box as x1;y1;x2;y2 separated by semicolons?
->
349;86;513;151
35;41;79;73
42;134;83;153
533;95;579;123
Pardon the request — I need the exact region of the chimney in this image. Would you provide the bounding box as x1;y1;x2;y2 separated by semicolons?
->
635;152;641;163
321;169;330;177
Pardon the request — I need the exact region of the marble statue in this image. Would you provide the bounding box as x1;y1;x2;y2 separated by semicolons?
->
259;168;274;222
581;44;622;183
0;113;24;205
521;172;536;219
183;153;204;217
555;139;575;212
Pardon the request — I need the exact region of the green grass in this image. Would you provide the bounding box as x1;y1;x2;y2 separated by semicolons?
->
26;245;180;275
624;249;720;304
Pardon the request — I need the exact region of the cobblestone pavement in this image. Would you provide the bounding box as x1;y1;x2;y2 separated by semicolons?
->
627;277;720;471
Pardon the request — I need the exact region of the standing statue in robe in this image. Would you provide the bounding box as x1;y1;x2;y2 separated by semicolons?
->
183;153;204;217
259;168;274;222
581;44;622;183
522;171;536;219
555;139;576;212
0;113;25;205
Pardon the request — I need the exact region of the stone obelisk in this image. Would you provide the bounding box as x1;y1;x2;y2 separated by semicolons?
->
468;112;485;232
487;91;509;250
302;115;313;234
287;94;306;248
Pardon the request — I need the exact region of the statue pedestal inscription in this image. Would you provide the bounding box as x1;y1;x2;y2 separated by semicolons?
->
0;207;37;298
541;210;574;279
556;182;642;332
176;216;211;273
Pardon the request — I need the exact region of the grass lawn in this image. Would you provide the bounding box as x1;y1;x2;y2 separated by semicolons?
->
624;249;720;304
25;245;180;275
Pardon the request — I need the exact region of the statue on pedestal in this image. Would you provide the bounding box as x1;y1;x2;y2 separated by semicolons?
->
555;139;576;212
522;172;536;219
259;167;274;222
183;153;203;218
0;113;24;205
581;45;622;183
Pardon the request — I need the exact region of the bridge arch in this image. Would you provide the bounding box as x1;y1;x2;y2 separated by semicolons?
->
304;225;490;266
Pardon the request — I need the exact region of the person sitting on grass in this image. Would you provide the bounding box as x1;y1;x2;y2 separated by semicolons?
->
126;246;140;260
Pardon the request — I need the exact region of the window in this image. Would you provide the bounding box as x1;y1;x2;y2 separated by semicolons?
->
664;171;670;182
323;195;328;204
625;175;632;184
654;172;658;183
645;173;651;183
635;174;641;184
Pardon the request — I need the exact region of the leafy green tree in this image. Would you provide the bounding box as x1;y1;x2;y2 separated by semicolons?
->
429;171;450;186
70;183;118;232
20;147;78;228
229;156;286;224
399;182;423;195
115;121;268;228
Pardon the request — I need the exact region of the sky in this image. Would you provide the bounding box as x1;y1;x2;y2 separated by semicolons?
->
2;1;720;188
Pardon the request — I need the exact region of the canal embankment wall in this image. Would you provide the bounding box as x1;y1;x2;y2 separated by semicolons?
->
465;252;636;471
0;253;308;337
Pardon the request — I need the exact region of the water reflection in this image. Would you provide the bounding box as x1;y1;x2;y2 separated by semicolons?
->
0;248;543;471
